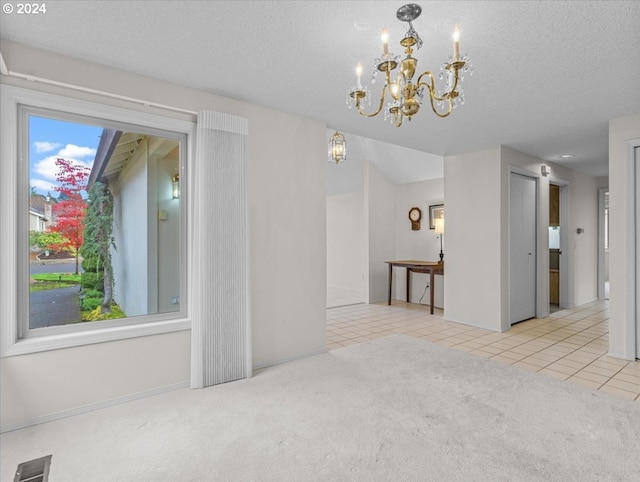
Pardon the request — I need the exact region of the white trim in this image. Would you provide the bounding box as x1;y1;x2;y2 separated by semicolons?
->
626;140;640;359
2;67;197;116
0;51;8;76
0;84;195;357
548;177;572;309
597;187;608;301
252;348;328;371
0;381;189;434
614;138;640;360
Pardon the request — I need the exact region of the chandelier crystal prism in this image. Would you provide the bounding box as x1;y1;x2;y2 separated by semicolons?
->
346;3;473;127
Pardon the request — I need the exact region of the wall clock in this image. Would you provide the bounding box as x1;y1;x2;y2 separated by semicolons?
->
408;207;422;230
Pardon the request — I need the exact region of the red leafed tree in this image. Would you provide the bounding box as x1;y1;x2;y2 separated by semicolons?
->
48;158;90;274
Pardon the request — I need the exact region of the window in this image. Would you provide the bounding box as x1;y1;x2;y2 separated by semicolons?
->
1;85;195;356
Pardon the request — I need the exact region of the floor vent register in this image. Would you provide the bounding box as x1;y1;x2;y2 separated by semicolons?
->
14;455;52;482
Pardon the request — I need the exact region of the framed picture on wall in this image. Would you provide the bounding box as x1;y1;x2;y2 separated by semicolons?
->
429;204;444;229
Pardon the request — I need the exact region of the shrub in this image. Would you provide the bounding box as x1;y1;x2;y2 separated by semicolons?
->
81;297;102;311
81;304;126;322
81;271;104;290
82;289;103;299
81;253;103;273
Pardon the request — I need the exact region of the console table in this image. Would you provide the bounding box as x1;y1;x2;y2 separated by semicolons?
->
385;260;444;314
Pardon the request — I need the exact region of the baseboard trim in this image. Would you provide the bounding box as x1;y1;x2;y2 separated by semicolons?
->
1;380;190;434
253;348;328;372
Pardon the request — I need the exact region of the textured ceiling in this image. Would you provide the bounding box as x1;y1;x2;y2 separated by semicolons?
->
2;1;639;178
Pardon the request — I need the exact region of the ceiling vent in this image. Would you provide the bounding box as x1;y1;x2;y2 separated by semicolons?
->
14;455;52;482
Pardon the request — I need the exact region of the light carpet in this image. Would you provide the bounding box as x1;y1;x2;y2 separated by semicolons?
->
2;334;640;481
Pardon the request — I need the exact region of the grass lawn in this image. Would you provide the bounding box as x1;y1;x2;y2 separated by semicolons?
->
30;273;81;292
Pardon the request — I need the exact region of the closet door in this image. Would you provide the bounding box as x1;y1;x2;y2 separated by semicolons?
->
510;173;537;324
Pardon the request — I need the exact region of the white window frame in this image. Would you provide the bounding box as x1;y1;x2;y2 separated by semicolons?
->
1;85;194;357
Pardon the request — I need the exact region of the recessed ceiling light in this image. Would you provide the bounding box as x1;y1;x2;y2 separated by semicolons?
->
560;154;575;159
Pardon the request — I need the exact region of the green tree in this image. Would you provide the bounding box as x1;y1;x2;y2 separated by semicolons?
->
80;180;115;313
29;230;66;252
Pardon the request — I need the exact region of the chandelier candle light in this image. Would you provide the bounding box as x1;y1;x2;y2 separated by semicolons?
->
347;3;473;127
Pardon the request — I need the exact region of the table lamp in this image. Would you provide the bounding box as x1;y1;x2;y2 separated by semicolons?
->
434;217;445;263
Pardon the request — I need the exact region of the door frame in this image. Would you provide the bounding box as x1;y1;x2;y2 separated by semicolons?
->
549;178;571;309
621;139;640;360
631;142;640;359
597;187;608;301
636;145;640;359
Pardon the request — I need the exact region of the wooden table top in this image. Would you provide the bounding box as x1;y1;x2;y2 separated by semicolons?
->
385;260;443;267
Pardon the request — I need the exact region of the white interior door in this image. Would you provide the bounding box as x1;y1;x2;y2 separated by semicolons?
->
510;172;537;324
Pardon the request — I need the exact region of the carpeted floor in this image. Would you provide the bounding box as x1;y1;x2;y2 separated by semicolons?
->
2;334;639;481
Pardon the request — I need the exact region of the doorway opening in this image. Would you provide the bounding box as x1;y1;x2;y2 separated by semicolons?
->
548;180;570;313
549;183;561;313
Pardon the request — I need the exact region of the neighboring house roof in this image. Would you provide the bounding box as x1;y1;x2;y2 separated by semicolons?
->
88;128;123;188
29;207;47;220
89;128;178;187
29;193;52;212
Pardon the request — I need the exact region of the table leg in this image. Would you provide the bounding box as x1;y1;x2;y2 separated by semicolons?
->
430;268;435;314
406;268;411;303
388;263;392;305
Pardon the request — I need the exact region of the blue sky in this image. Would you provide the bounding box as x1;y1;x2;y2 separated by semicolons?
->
29;115;102;197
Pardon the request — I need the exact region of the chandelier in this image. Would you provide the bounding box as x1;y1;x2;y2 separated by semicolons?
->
328;131;347;164
346;3;473;127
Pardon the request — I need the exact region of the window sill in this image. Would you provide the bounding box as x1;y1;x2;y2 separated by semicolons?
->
2;318;191;357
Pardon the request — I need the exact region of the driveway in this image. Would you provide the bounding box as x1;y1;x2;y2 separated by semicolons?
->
30;260;80;274
29;285;82;328
29;260;83;328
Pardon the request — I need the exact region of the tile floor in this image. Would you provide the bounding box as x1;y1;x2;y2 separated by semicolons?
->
327;299;640;402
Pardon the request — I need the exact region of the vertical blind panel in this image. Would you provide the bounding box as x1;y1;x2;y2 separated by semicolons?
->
193;110;249;388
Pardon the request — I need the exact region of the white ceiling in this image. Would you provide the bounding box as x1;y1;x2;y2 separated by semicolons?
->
2;1;639;178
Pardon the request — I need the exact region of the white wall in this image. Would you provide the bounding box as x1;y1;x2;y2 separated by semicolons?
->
444;147;504;330
112;139;150;317
608;114;640;359
327;191;365;294
0;41;327;429
394;178;445;308
0;331;190;428
365;161;397;303
444;145;600;333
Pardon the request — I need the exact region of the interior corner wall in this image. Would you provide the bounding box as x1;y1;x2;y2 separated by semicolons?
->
443;147;503;331
327;191;365;294
0;40;327;429
365;161;396;303
608;113;640;359
394;178;445;307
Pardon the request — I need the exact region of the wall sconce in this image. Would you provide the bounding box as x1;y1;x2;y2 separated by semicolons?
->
172;173;180;199
434;217;445;263
328;131;347;164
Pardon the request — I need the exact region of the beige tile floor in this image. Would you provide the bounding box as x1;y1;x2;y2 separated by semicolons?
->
327;299;640;402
